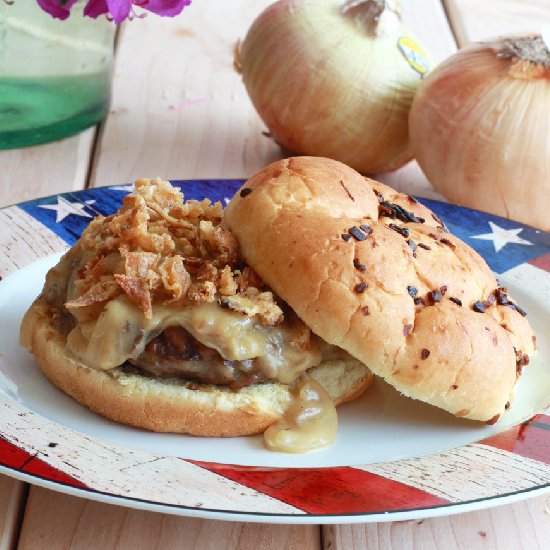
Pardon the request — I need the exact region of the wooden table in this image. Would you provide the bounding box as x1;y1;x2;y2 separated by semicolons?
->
1;1;550;548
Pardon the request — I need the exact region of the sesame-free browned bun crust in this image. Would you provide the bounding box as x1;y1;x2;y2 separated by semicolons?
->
20;299;373;437
224;157;536;423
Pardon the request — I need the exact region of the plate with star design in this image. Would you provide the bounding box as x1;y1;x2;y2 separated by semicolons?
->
0;180;549;523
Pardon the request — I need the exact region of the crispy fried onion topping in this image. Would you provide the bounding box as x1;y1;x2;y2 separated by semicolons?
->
65;178;283;323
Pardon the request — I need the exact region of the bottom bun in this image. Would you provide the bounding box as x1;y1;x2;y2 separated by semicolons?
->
20;301;374;437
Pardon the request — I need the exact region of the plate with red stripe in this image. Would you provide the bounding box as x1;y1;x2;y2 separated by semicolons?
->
0;181;549;523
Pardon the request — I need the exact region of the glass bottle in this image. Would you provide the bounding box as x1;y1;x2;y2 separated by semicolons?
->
0;1;115;149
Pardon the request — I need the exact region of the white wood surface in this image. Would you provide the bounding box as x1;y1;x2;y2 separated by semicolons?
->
1;0;549;548
444;0;550;45
18;489;320;550
379;0;455;201
324;495;550;550
0;130;95;208
90;0;283;186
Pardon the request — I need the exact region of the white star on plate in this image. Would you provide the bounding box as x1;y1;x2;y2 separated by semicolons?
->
110;184;134;193
39;196;96;223
471;221;534;253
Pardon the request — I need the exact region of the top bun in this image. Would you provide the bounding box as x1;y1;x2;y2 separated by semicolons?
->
224;157;536;422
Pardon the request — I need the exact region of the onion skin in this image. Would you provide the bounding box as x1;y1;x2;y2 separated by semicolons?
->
409;37;550;230
240;0;429;174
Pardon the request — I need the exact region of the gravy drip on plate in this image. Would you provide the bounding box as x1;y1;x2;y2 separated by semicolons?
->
264;375;337;453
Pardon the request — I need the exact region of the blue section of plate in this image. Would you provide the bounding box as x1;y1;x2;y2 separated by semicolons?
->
15;180;550;275
422;199;550;274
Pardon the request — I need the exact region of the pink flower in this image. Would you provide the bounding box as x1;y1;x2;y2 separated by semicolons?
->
139;0;193;17
36;0;79;20
37;0;192;23
85;0;192;23
83;0;130;23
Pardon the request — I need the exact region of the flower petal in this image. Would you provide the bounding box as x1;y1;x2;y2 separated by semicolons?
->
140;0;192;17
36;0;79;20
83;0;110;18
106;0;132;24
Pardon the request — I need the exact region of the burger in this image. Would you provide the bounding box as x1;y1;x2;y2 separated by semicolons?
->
20;157;535;453
19;165;373;454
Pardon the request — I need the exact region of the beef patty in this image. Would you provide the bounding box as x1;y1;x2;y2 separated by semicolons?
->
128;326;267;389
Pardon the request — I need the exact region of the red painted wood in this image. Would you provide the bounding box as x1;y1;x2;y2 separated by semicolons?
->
0;436;30;467
190;462;449;515
481;414;550;465
529;253;550;272
0;436;87;488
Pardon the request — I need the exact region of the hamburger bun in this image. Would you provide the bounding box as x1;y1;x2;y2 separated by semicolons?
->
224;156;536;423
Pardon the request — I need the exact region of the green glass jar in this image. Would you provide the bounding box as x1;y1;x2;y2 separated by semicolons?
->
0;1;115;149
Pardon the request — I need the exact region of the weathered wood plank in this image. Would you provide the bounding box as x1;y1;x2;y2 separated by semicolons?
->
444;0;550;46
323;494;550;550
18;489;320;550
0;130;95;208
0;477;26;550
378;0;456;200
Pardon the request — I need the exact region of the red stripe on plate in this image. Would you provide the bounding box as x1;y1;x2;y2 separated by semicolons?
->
529;253;550;272
481;414;550;465
0;436;30;466
0;436;87;488
190;461;449;514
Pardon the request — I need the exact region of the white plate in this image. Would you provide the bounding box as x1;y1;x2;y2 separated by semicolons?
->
1;181;549;523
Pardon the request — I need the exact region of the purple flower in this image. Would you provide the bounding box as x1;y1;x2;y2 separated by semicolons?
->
36;0;79;20
139;0;192;17
84;0;130;23
37;0;192;23
84;0;192;23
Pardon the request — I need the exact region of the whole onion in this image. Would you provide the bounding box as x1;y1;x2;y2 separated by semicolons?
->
409;34;550;230
239;0;431;174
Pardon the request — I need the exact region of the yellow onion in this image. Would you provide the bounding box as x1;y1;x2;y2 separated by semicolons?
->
410;34;550;230
238;0;431;173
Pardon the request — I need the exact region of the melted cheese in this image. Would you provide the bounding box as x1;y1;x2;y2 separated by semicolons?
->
263;375;338;453
65;296;322;384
